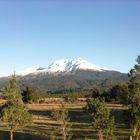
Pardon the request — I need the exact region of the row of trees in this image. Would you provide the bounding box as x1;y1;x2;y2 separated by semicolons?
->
91;84;129;103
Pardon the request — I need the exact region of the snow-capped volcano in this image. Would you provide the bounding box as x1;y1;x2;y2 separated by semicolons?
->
17;58;106;76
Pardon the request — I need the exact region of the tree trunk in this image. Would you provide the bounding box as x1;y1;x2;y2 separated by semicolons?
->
130;126;139;140
132;127;137;140
105;131;109;140
133;127;137;138
62;126;66;140
98;129;103;140
137;129;140;139
10;127;14;140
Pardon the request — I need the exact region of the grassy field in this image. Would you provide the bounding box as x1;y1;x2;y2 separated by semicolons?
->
0;101;131;140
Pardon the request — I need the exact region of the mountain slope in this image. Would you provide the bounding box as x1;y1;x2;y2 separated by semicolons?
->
18;69;128;90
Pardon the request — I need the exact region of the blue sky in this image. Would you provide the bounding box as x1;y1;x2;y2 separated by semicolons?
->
0;0;140;76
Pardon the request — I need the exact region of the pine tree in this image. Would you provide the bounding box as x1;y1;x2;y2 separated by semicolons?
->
51;104;71;140
128;55;140;140
0;75;32;140
85;98;115;140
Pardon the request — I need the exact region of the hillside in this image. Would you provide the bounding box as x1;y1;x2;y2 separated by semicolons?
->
0;70;128;91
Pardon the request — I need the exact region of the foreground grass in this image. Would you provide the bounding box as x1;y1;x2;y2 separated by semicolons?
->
0;103;131;140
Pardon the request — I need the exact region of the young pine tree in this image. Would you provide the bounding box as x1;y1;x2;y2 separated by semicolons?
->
85;98;115;140
51;104;71;140
0;75;32;140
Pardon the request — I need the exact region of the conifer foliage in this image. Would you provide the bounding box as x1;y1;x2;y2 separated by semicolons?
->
0;75;32;140
51;104;71;140
128;55;140;140
85;98;115;140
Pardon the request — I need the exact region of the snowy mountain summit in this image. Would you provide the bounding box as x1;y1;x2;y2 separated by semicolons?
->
17;58;106;76
47;58;104;72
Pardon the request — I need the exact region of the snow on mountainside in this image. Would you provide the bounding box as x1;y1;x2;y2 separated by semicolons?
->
17;68;37;76
17;58;106;76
